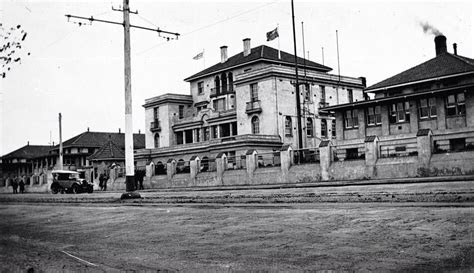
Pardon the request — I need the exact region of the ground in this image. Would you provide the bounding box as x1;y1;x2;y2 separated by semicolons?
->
0;181;473;272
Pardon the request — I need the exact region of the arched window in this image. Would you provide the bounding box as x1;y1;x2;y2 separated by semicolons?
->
214;76;220;94
306;118;313;137
251;116;260;134
228;72;234;92
321;119;327;138
154;133;160;148
285;116;292;136
221;72;227;93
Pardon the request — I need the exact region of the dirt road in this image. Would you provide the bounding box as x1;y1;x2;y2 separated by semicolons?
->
0;202;472;272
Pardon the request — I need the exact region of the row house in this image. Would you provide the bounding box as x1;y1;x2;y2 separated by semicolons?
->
136;38;366;170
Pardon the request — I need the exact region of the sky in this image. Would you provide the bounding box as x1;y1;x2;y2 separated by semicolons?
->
1;0;473;155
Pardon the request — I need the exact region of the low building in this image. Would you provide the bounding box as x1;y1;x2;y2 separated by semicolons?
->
136;39;366;173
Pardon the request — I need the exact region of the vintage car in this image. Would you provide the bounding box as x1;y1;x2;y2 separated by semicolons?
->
51;170;93;194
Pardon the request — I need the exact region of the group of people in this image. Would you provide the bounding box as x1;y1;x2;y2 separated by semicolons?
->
10;176;26;194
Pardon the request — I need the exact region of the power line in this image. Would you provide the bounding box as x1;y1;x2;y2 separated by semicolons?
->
135;0;280;56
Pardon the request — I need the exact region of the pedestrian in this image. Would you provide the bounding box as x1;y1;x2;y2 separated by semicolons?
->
134;169;139;190
99;173;104;191
102;172;108;191
138;170;144;190
19;177;25;194
12;176;18;194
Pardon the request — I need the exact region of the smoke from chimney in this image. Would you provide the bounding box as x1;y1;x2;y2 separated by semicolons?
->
419;21;443;36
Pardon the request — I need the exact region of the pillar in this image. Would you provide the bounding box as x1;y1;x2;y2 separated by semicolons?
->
319;140;332;181
190;156;200;183
416;129;433;169
381;104;390;136
215;153;227;185
245;149;257;181
280;144;292;182
364;135;379;178
166;159;176;180
335;111;344;140
436;97;446;130
409;100;419;133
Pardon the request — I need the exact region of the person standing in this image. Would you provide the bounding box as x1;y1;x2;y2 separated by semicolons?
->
138;170;144;190
102;172;108;191
99;173;104;191
12;176;18;194
19;177;25;194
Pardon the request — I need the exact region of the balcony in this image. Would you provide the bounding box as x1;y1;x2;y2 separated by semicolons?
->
150;120;161;132
210;86;235;98
246;100;262;114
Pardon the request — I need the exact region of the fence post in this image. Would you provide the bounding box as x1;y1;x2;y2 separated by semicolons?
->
246;149;258;182
166;159;176;180
280;144;292;182
190;156;200;184
364;135;379;178
416;129;433;169
319;140;333;181
215;153;227;185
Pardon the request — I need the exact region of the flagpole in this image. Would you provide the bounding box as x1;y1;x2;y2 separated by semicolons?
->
277;24;281;59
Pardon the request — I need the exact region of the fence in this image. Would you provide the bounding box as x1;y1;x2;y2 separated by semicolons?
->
257;151;281;168
292;148;320;165
200;158;217;172
227;155;246;170
434;137;474;154
379;139;418;158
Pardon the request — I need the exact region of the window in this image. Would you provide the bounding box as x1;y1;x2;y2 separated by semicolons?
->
321;119;327;138
344;109;359;129
285;116;292;136
306;118;313;137
154;133;159;148
303;84;311;102
213;98;226;111
250;83;258;102
178;105;184;119
214;76;220;94
419;97;437;119
221;72;227;93
203;127;209;141
320;85;326;103
389;101;410;123
197;81;204;95
153;107;159;120
446;93;466;116
251;116;260;134
367;106;382;126
331;120;336;137
348;89;353;103
176;132;183;145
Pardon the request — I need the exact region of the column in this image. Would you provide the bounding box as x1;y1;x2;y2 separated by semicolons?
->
319;140;332;181
409;100;419;133
280;144;292;182
436;97;446;130
245;149;257;182
364;135;379;178
335;111;344;140
416;129;433;169
381;104;390;136
357;108;366;139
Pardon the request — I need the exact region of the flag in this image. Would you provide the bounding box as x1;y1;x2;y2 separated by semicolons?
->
192;51;204;60
266;27;279;41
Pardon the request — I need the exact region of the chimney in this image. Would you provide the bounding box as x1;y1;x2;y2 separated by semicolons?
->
87;127;89;132
243;38;251;57
119;128;121;133
220;46;228;63
27;141;29;146
138;129;141;134
434;35;447;56
453;43;457;55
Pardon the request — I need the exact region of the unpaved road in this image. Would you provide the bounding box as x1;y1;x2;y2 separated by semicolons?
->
0;202;472;272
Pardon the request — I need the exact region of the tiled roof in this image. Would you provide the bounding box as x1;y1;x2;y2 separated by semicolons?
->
366;53;474;91
57;131;145;150
88;140;125;161
2;145;52;160
184;45;332;81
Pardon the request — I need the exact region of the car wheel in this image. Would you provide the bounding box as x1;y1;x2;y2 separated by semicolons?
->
87;186;93;194
60;189;65;194
51;187;59;194
72;184;79;194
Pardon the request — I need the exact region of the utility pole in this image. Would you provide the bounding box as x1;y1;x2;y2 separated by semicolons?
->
66;0;179;199
58;113;63;170
291;0;303;153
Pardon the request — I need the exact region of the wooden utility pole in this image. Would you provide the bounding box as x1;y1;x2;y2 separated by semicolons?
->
291;0;303;152
66;0;179;198
59;113;63;170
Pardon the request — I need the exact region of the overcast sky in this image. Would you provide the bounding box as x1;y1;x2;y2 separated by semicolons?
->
1;0;473;155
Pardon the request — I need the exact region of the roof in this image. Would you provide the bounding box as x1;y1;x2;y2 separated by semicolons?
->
54;131;145;150
184;45;332;82
88;140;125;161
366;52;474;92
2;145;52;160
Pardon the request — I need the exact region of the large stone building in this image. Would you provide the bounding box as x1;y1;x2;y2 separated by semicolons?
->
136;39;365;170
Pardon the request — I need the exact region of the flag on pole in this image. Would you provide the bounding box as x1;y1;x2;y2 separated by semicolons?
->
266;27;279;41
192;51;204;60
